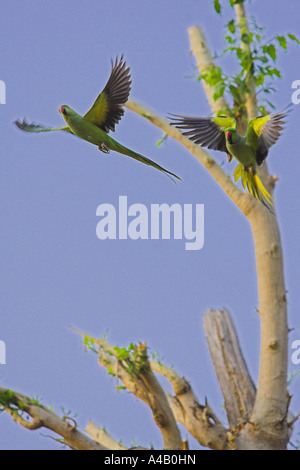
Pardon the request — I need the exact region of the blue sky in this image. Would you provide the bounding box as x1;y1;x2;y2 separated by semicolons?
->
0;0;299;450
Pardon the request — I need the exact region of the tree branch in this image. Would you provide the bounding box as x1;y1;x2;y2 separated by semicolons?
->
234;3;257;121
85;422;128;450
0;387;105;450
187;26;230;115
234;3;274;196
128;13;290;448
79;333;182;450
151;360;229;450
80;331;229;450
126;98;258;216
248;209;289;442
203;309;256;428
232;4;289;446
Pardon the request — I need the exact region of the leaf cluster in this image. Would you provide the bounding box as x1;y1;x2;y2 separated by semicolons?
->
208;0;299;114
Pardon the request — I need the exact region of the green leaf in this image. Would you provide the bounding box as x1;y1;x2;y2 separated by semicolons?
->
227;19;236;34
241;32;251;45
230;0;244;6
265;67;281;78
156;134;167;148
114;347;130;360
276;35;287;50
256;55;268;63
265;100;276;110
214;0;221;14
223;46;238;55
235;47;243;60
213;83;225;100
257;105;268;116
288;369;300;386
229;84;243;104
264;44;276;62
225;35;236;44
200;65;224;87
288;33;300;44
255;73;265;87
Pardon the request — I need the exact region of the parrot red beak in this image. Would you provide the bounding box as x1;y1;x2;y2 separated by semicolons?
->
226;130;232;143
59;106;66;115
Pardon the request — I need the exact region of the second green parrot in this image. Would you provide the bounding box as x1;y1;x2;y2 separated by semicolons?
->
15;56;181;181
169;108;291;209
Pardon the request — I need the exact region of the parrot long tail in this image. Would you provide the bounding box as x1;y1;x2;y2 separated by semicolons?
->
233;163;274;213
108;138;181;182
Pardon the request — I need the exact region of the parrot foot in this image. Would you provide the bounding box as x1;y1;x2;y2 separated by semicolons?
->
227;153;233;163
98;143;110;154
243;165;256;175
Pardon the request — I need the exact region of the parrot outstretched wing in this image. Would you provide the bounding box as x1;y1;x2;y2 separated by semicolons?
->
246;105;292;165
169;114;236;153
15;119;72;134
83;55;131;133
15;56;131;136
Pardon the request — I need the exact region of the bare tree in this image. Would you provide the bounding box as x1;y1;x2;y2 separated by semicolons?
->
1;1;298;450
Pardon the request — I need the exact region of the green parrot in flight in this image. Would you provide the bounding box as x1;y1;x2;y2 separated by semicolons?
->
169;107;291;209
15;56;181;182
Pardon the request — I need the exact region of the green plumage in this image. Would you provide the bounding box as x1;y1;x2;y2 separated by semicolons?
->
169;106;291;210
15;56;181;182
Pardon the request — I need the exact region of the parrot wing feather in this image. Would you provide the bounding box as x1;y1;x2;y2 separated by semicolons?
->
83;55;131;133
168;114;236;153
246;105;292;165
